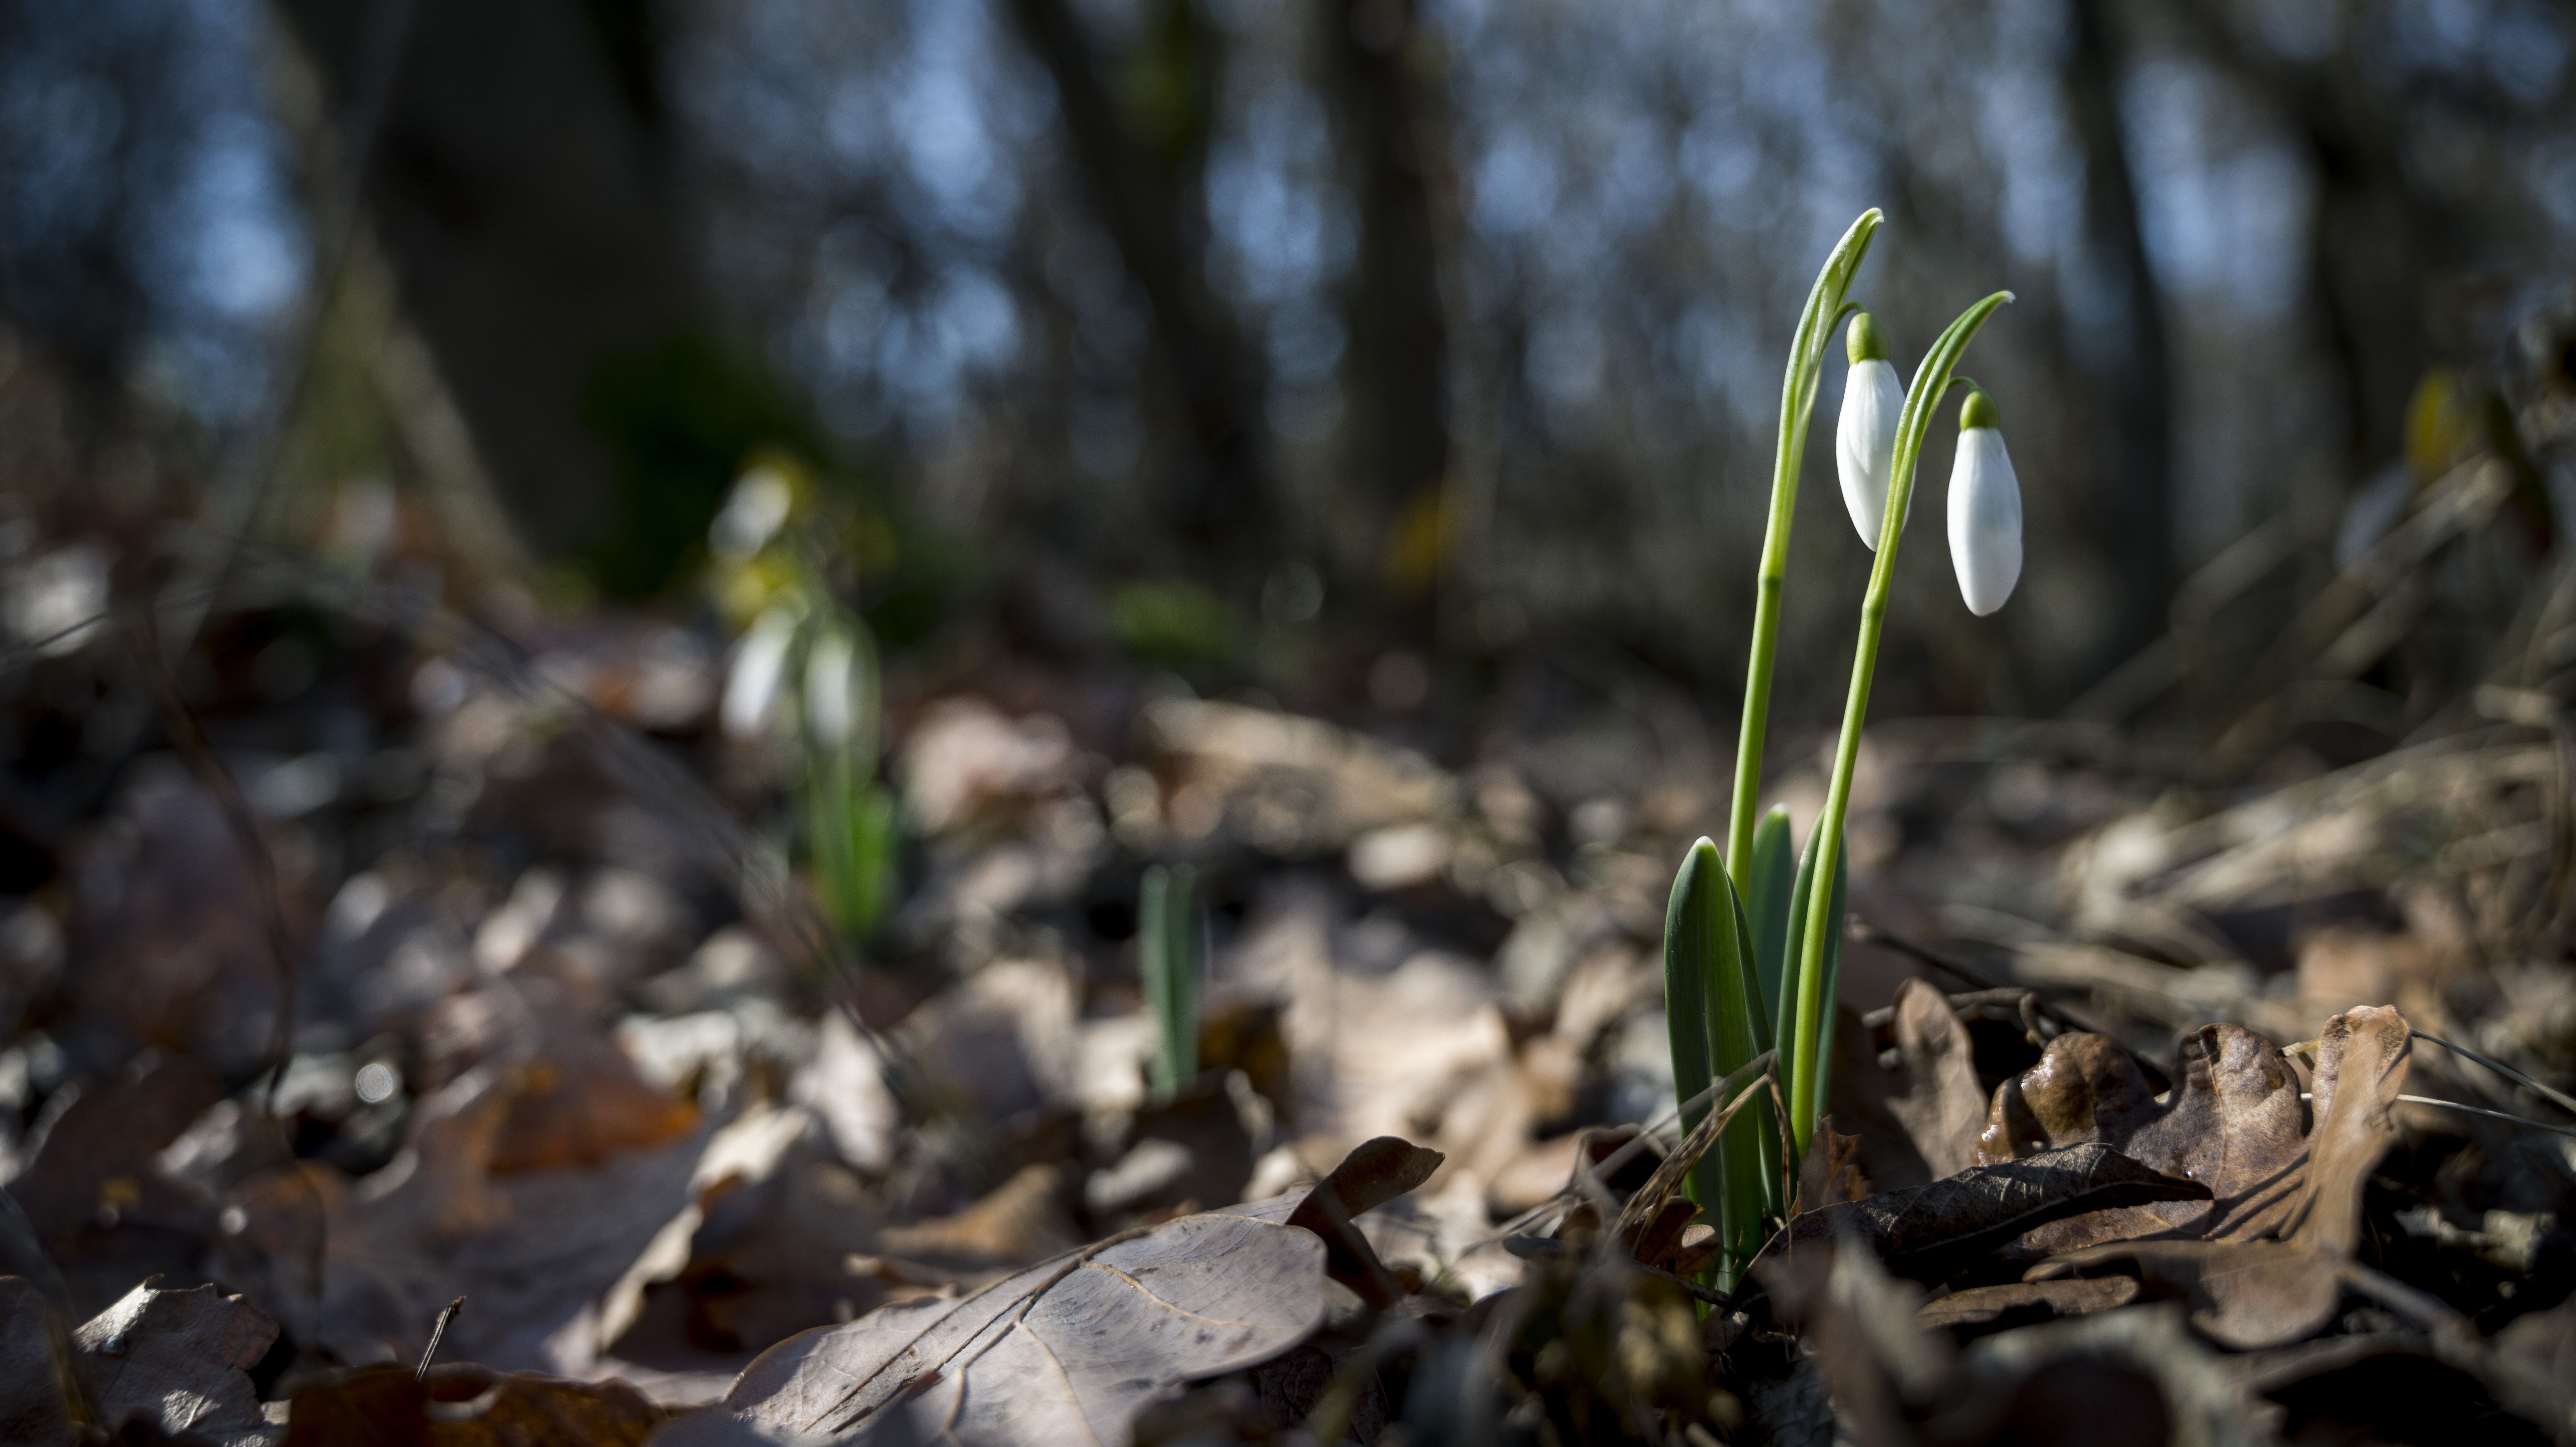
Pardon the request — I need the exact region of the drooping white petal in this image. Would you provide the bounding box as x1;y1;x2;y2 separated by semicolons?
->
804;626;856;748
721;606;800;740
1947;427;2023;616
1835;358;1906;550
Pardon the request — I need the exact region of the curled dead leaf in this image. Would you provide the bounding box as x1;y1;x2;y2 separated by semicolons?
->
1877;980;1988;1180
1976;1021;2309;1253
1914;1276;2138;1332
1768;1142;2210;1282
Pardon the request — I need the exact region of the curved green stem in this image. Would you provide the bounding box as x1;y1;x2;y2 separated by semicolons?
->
1723;210;1884;895
1784;290;2014;1153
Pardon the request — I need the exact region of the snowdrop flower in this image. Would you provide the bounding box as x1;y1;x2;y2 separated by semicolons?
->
1835;310;1906;550
721;605;801;740
1945;388;2022;615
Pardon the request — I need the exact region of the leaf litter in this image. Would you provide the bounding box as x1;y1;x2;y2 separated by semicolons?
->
7;518;2576;1443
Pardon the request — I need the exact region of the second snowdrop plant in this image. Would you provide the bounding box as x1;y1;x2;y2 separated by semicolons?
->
1667;207;2021;1290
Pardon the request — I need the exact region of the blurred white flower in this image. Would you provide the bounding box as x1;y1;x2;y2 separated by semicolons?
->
1834;311;1905;550
804;626;856;748
721;607;801;740
711;464;795;561
1946;390;2022;616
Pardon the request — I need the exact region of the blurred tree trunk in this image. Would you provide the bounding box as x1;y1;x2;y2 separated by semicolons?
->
1000;0;1274;592
2171;1;2433;479
1325;0;1451;623
275;0;703;569
2062;0;2174;661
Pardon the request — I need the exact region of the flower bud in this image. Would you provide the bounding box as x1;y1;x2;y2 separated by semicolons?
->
1946;389;2021;615
1835;311;1906;551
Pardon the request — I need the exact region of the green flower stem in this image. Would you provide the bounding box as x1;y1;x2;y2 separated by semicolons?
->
1785;290;2013;1153
1723;211;1884;896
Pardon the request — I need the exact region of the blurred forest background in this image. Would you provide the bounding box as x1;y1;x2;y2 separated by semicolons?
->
4;0;2569;729
7;0;2576;1417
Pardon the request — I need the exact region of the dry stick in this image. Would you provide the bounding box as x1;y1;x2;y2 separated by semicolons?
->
1478;1054;1770;1248
2287;1030;2576;1122
1850;919;2166;1078
417;1298;464;1381
2406;1030;2576;1120
1609;1053;1775;1244
2393;1095;2576;1142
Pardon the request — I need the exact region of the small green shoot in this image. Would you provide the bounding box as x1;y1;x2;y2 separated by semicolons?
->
1140;863;1202;1100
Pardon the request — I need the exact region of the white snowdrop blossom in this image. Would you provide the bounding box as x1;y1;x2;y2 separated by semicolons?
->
1945;389;2022;616
721;606;801;740
1835;311;1906;550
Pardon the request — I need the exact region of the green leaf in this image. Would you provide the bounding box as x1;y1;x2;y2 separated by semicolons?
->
1745;805;1796;1043
1664;839;1780;1290
1777;824;1849;1150
1141;865;1201;1098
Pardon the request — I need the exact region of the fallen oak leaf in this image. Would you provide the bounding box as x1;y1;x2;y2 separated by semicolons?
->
281;1362;664;1446
1760;1142;2210;1282
75;1279;281;1447
1976;1022;2309;1253
1789;1116;1868;1216
1914;1276;2137;1332
714;1136;1444;1444
2029;1239;2342;1352
2020;1008;2415;1352
720;1212;1320;1444
2281;1005;2409;1255
1877;980;1988;1180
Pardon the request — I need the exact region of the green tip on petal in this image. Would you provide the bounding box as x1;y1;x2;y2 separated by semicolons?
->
1959;387;2001;431
1847;309;1890;365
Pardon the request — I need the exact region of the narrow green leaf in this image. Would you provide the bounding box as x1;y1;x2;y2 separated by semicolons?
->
1664;838;1777;1290
1662;843;1720;1213
1745;805;1796;1043
1141;865;1199;1098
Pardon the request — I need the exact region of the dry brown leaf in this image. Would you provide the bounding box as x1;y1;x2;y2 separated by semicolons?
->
2033;1239;2343;1351
1878;980;1988;1179
74;1279;280;1446
0;1274;77;1443
2020;1008;2416;1351
876;1163;1080;1274
1914;1276;2138;1331
720;1208;1326;1444
1790;1117;1869;1216
717;1135;1441;1443
423;1364;664;1445
1768;1142;2210;1282
2281;1004;2409;1254
12;1050;223;1244
1625;1196;1700;1274
1284;1135;1444;1307
282;1362;664;1445
1976;1022;2307;1253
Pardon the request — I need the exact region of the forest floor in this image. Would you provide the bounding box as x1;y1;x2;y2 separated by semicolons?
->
7;478;2576;1444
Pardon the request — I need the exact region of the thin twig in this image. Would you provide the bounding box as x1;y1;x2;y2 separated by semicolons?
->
1476;1057;1757;1247
417;1298;464;1381
2407;1030;2576;1119
2393;1095;2576;1141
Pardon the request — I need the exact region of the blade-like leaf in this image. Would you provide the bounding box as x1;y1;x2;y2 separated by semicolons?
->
1745;804;1796;1041
1140;864;1200;1098
1665;839;1778;1288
